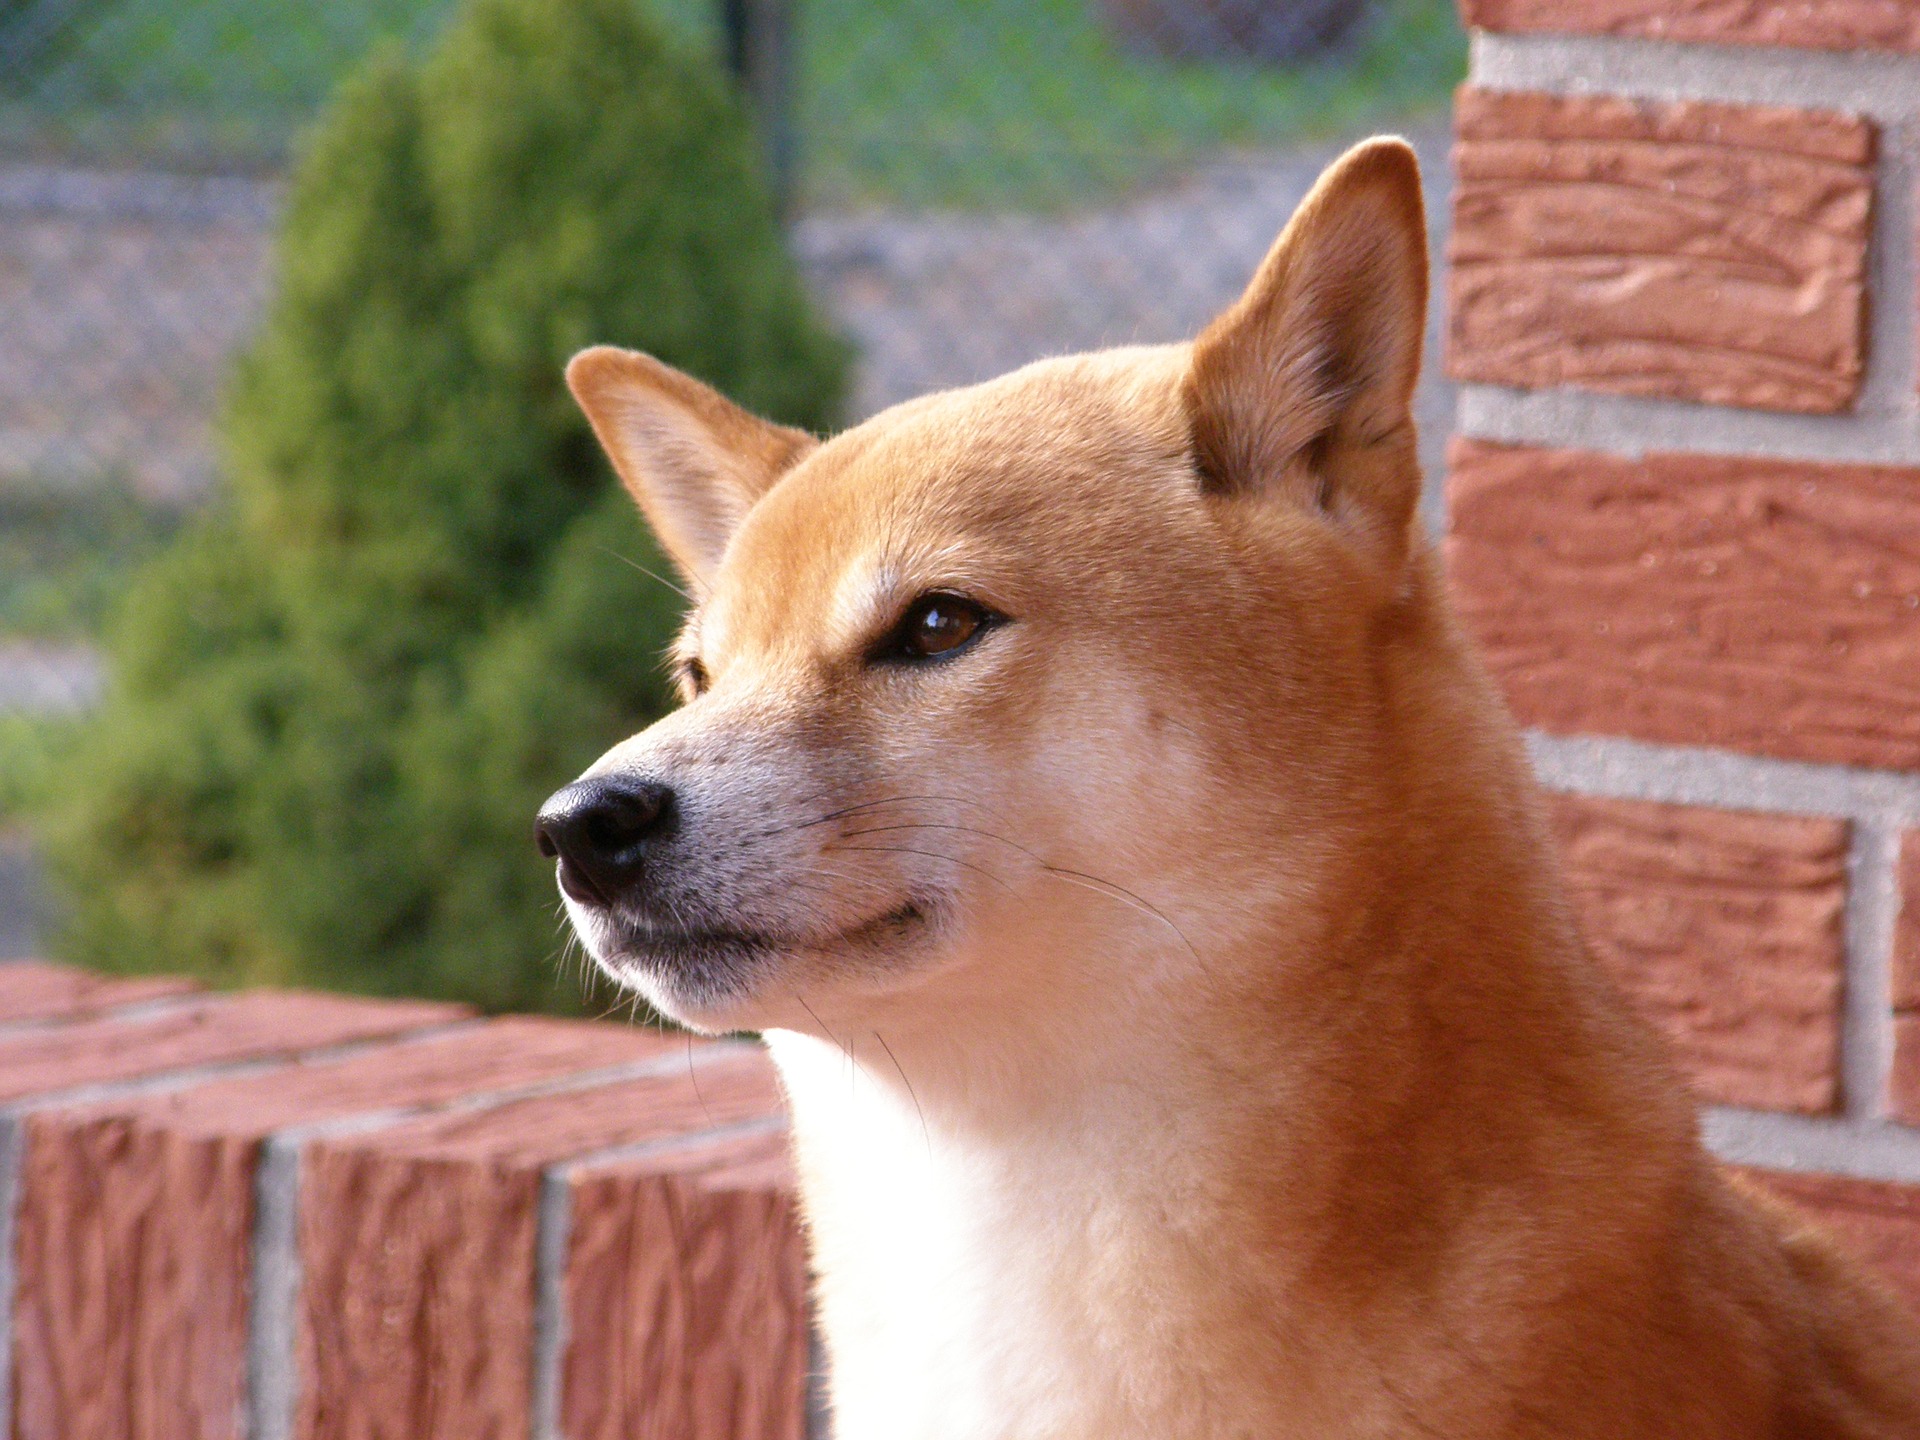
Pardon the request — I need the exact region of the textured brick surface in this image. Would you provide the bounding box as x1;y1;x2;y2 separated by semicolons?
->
0;988;467;1103
1448;88;1874;413
9;1017;677;1440
563;1127;808;1440
1461;0;1920;53
1894;833;1920;1125
1893;1015;1920;1127
1741;1168;1920;1314
1896;833;1920;1013
1447;439;1920;771
296;1047;784;1440
1549;795;1848;1113
0;960;197;1026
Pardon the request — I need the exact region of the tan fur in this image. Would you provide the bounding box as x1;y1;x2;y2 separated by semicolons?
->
558;139;1920;1438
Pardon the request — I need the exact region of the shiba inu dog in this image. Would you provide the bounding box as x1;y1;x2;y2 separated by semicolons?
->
538;139;1920;1438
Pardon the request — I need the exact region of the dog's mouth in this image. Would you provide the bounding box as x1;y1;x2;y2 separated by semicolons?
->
592;901;929;1003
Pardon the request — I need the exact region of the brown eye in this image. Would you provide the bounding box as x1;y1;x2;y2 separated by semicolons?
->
883;593;998;663
680;656;709;695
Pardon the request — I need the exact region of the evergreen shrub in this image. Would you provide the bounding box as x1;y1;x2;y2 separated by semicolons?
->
37;0;846;1010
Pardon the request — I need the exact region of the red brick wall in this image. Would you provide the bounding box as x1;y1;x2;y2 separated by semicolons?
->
0;962;805;1440
1449;2;1920;1320
1450;88;1874;414
14;21;1920;1435
1546;794;1849;1113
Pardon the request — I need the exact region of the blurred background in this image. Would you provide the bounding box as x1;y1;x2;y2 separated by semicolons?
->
0;0;1465;1008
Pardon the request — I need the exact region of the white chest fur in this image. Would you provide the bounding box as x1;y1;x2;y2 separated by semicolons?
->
765;1031;1302;1440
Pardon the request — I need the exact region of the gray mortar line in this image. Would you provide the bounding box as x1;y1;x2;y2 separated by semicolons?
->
247;1138;303;1440
0;1114;20;1437
1862;113;1919;423
0;1012;476;1440
1704;1105;1920;1183
1455;383;1920;467
1525;732;1920;825
1842;822;1901;1121
529;1105;791;1440
245;1038;755;1440
1470;31;1920;123
0;990;213;1040
530;1168;573;1440
1459;32;1920;467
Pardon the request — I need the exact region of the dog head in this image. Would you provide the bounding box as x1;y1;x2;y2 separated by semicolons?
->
540;139;1430;1039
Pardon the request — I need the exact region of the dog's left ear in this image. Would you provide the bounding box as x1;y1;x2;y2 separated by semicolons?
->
1184;137;1427;568
566;346;817;587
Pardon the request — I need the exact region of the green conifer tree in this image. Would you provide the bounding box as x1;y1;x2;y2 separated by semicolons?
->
39;0;846;1011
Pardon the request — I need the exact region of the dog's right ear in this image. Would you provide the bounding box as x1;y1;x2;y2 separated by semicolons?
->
565;347;817;587
1184;137;1428;571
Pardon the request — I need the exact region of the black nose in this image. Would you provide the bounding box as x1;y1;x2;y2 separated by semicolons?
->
534;776;674;907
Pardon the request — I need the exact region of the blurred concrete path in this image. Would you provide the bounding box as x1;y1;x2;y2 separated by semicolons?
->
0;166;276;503
0;642;103;715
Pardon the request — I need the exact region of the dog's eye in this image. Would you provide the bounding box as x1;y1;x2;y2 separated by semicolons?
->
880;593;998;663
679;656;709;696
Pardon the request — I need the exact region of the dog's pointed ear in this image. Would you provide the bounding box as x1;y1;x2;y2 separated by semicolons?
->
1184;137;1428;566
566;346;818;586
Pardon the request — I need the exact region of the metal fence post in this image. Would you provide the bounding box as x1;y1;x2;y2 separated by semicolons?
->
720;0;798;221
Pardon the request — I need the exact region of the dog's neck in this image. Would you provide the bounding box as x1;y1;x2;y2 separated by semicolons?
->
767;566;1699;1440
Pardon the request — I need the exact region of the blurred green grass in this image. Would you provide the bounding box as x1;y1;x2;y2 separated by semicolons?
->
1;0;1465;201
801;0;1465;206
0;0;457;167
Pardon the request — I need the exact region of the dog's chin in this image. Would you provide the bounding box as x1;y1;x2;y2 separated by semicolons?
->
579;902;931;1032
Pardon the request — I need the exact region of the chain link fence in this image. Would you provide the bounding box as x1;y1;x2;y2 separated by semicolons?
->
0;0;1467;953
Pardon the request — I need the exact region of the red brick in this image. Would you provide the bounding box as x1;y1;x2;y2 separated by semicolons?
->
295;1047;784;1440
1549;795;1848;1113
1893;1015;1920;1127
1461;0;1920;53
1447;88;1874;414
0;961;196;1027
563;1127;808;1440
1896;833;1920;1012
1895;835;1920;1125
1457;86;1874;163
9;1017;677;1440
1739;1168;1920;1315
1446;439;1920;771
